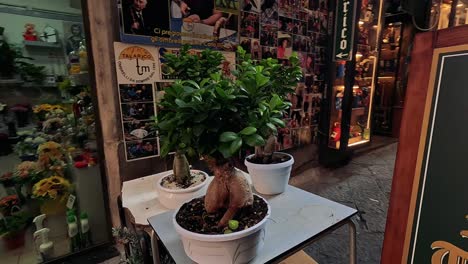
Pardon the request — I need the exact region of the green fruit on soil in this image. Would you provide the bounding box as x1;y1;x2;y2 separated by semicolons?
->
228;220;239;230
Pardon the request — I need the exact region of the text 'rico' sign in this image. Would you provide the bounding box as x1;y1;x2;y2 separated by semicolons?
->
333;0;357;61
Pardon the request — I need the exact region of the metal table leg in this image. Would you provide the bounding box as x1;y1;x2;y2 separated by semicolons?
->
151;230;161;264
348;220;357;264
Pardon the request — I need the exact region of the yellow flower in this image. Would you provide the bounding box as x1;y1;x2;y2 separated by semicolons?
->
32;176;71;200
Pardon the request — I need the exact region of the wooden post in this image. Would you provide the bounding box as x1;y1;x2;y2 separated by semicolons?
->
83;0;122;227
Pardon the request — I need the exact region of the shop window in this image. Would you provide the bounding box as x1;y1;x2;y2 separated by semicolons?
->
429;0;468;30
328;0;384;149
0;1;110;262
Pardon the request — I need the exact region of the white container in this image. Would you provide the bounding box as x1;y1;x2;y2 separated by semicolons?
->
156;170;209;209
173;195;271;264
244;152;294;195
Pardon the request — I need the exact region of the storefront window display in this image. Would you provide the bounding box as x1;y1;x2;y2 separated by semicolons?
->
0;1;110;262
429;0;468;30
328;0;384;149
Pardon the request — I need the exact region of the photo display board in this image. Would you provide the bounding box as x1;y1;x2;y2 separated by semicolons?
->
114;42;236;161
117;0;330;154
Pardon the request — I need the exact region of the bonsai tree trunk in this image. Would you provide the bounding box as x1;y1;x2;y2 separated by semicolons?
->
204;156;253;227
255;135;277;164
173;151;191;185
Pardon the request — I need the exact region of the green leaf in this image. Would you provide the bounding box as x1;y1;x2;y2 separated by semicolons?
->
175;99;187;108
227;105;237;112
158;120;174;130
193;113;208;123
269;94;281;109
266;122;277;133
218;143;232;158
255;72;269;87
245;134;265;147
219;132;238;142
230;138;242;154
270;117;285;127
183;80;200;89
239;127;257;135
215;86;227;98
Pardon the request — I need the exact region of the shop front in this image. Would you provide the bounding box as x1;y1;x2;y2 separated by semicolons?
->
0;1;113;262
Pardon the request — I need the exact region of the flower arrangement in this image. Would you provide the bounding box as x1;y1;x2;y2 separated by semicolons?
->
32;176;71;201
13;161;39;184
14;130;48;158
37;141;66;163
33;104;65;114
0;195;20;216
33;104;66;121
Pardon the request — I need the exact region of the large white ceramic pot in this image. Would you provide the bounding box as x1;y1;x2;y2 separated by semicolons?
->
244;152;294;195
173;195;271;264
156;170;209;209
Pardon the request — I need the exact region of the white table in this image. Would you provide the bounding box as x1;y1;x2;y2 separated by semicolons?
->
122;171;358;264
148;186;357;264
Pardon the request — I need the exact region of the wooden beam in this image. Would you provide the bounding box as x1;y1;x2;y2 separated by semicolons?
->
83;0;122;228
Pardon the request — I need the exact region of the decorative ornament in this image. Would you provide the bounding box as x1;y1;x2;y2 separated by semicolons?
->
23;23;38;41
40;26;58;43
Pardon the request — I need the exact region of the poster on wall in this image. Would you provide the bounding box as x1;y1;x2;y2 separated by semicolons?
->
114;42;236;161
117;0;329;153
238;0;329;151
118;0;239;51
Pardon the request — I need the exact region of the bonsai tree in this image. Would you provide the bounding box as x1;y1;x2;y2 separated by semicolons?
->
157;45;224;186
233;48;302;163
157;46;302;227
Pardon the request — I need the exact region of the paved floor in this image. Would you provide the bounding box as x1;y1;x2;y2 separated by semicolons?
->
290;143;398;264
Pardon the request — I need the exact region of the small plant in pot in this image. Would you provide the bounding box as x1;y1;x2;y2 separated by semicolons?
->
234;48;302;195
156;46;301;263
0;212;30;251
155;46;228;209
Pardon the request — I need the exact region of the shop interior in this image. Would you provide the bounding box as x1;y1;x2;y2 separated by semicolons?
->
0;1;110;263
327;0;384;149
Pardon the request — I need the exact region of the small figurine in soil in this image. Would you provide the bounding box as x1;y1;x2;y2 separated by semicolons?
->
23;23;38;41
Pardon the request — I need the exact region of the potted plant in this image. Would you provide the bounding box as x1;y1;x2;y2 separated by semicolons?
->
154;46;226;209
32;175;72;215
156;46;301;263
0;33;45;83
0;213;30;251
234;48;302;195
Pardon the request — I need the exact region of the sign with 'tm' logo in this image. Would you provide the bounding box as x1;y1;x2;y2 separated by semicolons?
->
333;0;357;61
114;43;158;83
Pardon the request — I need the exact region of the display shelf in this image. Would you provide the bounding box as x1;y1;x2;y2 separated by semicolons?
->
23;40;62;48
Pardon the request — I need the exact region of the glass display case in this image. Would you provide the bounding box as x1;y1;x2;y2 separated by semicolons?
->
0;1;111;263
327;0;384;149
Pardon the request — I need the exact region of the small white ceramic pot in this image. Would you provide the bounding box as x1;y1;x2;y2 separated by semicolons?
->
173;195;271;264
244;152;294;195
156;170;209;209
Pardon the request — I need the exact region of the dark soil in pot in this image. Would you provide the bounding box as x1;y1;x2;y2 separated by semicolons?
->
176;195;268;235
246;152;292;165
161;171;206;189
